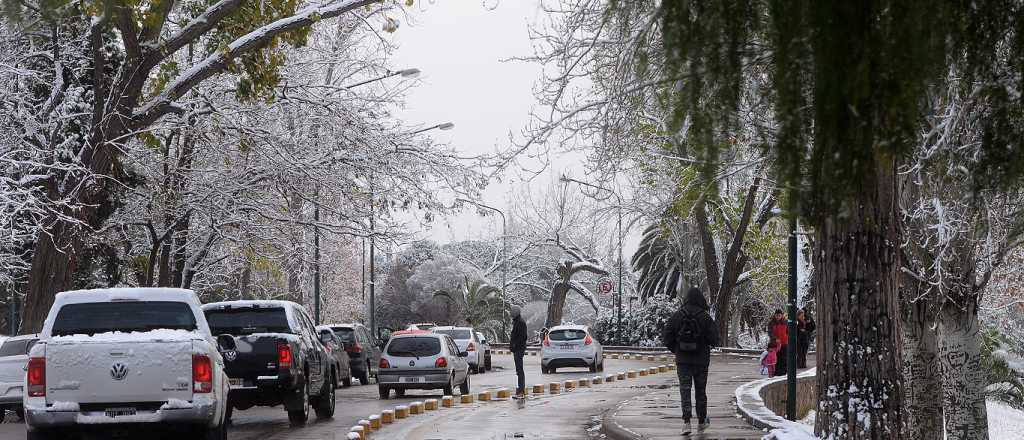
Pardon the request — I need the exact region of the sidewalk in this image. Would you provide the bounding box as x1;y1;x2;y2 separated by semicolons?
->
602;354;768;440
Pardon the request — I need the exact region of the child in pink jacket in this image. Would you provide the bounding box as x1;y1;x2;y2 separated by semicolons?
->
760;339;780;376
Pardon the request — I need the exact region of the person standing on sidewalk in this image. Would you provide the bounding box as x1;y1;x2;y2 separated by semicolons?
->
796;308;815;368
509;305;528;398
767;309;789;376
663;287;718;434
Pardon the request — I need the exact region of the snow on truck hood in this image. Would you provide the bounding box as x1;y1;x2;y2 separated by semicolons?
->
49;329;202;343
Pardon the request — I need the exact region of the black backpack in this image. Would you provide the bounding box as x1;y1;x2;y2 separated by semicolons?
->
677;310;702;352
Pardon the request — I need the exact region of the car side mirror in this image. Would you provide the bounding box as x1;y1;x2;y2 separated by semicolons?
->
319;333;332;344
217;334;236;351
458;351;469;357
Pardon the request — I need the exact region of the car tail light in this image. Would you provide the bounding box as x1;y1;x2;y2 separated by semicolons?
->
192;354;213;393
346;343;363;354
379;358;390;369
278;344;293;368
543;336;550;347
435;357;448;368
584;335;593;345
467;342;476;352
27;357;45;397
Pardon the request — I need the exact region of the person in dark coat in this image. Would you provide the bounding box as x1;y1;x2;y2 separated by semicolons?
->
796;308;815;368
509;306;528;397
663;287;719;434
767;309;788;376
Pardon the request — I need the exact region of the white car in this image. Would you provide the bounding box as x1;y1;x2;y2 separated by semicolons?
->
0;334;39;422
541;325;604;374
432;327;486;374
23;288;232;440
376;331;470;399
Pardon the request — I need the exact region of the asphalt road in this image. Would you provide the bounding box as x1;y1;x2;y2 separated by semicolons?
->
0;353;670;440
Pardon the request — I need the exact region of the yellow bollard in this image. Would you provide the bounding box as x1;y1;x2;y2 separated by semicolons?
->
611;353;619;359
660;355;669;362
346;432;361;440
381;410;394;424
369;415;381;430
497;388;511;399
650;367;659;374
659;365;668;373
358;419;372;432
532;384;545;394
478;391;491;401
549;382;561;394
424;399;438;411
647;355;655;361
442;396;454;407
349;426;365;439
639;369;648;377
395;406;409;419
564;379;576;390
579;377;590;387
627;370;638;378
668;364;676;371
605;374;616;383
460;394;475;404
409;401;423;414
617;372;626;380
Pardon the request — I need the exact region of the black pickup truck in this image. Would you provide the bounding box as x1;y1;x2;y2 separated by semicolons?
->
202;300;335;424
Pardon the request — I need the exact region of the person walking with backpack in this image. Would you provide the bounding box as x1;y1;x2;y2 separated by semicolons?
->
509;306;528;398
663;287;719;435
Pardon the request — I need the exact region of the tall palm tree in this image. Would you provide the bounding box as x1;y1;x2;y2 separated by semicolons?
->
631;223;705;302
433;277;505;340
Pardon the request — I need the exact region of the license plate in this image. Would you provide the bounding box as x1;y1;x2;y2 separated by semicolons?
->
105;407;137;418
559;344;575;350
400;377;424;383
229;378;244;387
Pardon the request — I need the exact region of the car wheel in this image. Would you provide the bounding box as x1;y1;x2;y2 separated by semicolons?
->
378;385;390;399
443;374;455;396
224;404;233;426
485;355;492;371
26;429;56;440
314;374;336;419
287;380;310;425
459;372;471;395
357;365;370;385
0;409;5;423
201;421;228;440
395;388;406;397
342;375;352;388
589;361;597;373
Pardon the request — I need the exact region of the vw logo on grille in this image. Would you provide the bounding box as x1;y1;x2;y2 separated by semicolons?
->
223;350;238;362
409;360;415;367
110;363;128;381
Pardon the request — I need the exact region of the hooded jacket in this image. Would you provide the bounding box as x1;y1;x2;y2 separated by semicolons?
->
662;288;719;366
509;314;528;354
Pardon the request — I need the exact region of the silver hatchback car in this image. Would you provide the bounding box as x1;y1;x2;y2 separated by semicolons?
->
377;331;471;399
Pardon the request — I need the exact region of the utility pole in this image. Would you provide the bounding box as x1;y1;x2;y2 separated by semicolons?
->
786;216;798;420
314;203;321;325
369;197;377;339
456;198;508;339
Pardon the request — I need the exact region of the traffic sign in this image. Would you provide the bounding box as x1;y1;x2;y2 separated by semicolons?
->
598;279;613;294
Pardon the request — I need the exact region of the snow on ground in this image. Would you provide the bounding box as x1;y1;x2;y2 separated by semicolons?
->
986;399;1024;440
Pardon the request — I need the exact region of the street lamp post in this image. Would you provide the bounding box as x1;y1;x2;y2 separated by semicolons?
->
559;176;625;346
343;68;421;89
456;198;508;339
365;121;455;338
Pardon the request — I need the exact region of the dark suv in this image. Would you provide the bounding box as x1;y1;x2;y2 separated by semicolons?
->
324;323;382;385
203;300;335;425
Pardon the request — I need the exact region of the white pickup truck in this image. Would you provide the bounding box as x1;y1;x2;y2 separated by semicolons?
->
23;288;233;440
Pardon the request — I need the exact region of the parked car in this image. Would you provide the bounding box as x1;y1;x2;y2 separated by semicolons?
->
203;300;334;425
23;288;231;440
0;334;38;422
475;331;492;371
315;326;353;388
376;331;470;399
405;323;437;331
541;325;604;374
432;326;485;374
323;323;382;385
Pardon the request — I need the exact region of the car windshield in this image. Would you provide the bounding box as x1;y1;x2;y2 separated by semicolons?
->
330;327;356;343
205;308;292;335
387;337;441;357
549;329;586;341
434;329;472;340
0;339;36;356
52;302;197;336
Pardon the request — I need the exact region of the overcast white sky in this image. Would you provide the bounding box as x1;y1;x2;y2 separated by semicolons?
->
386;0;550;241
380;1;640;256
